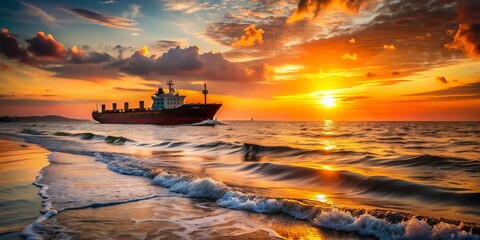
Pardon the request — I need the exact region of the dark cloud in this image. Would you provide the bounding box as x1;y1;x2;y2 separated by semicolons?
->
26;32;65;58
0;62;12;71
0;98;98;106
366;72;376;78
445;23;480;57
64;8;139;30
456;0;480;24
290;0;371;22
407;81;480;96
156;46;204;74
43;64;123;81
198;51;268;81
392;71;400;75
113;87;152;92
0;28;31;63
151;40;182;51
436;76;448;84
445;0;480;57
69;50;113;64
116;46;268;82
112;45;131;59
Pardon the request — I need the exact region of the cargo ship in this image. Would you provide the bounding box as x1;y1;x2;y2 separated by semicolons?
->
92;81;222;125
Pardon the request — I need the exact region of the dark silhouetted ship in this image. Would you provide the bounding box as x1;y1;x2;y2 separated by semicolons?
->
92;81;222;125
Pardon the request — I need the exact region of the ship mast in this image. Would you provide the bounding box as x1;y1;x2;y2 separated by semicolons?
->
167;80;174;94
202;83;208;104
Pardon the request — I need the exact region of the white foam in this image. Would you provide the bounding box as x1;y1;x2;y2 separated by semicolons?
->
21;169;58;240
153;172;228;198
405;218;432;239
91;153;480;240
190;119;225;126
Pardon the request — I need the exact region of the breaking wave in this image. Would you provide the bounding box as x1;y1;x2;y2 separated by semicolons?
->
93;152;480;240
190;119;225;126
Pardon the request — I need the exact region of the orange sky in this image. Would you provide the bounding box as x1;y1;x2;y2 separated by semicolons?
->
0;0;479;120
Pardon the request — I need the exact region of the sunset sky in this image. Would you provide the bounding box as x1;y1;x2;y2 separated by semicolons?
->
0;0;479;120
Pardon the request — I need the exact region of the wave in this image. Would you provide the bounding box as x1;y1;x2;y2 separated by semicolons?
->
104;135;132;144
240;143;361;161
237;162;480;207
190;119;225;126
20;128;45;135
53;131;131;144
92;152;479;240
378;155;480;173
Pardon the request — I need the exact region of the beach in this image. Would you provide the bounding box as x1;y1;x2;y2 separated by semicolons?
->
0;137;49;240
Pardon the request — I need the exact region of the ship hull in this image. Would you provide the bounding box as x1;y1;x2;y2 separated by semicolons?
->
92;104;221;125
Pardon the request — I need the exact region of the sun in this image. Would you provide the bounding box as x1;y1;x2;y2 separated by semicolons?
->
319;95;336;108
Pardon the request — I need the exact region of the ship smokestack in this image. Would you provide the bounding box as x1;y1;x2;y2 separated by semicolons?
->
101;104;106;113
124;102;129;111
139;101;144;110
202;83;208;104
112;103;117;111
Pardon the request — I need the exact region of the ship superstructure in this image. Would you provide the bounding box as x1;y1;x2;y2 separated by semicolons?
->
92;81;221;125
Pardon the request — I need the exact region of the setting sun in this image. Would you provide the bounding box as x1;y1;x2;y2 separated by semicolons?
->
319;96;336;108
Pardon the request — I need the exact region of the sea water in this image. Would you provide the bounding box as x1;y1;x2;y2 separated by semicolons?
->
0;121;479;239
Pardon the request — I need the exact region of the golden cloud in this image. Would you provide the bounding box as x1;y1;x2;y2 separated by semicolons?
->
136;46;149;56
445;23;480;57
341;53;357;60
383;44;396;50
231;25;265;48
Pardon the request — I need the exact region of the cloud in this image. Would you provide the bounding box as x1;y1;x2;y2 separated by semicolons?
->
341;53;357;60
445;23;480;57
123;4;141;19
155;46;204;74
415;33;432;40
0;28;31;63
349;38;356;43
132;33;139;36
160;0;206;14
115;45;268;82
100;0;116;3
407;81;480;96
26;32;65;58
445;0;480;57
64;8;139;30
22;2;58;28
68;46;113;64
288;0;371;23
366;72;376;78
392;71;401;75
113;87;152;92
435;75;448;84
0;62;11;71
231;25;265;48
151;40;184;51
383;44;396;50
136;46;149;56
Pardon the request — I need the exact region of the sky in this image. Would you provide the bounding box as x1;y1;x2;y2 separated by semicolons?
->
0;0;479;120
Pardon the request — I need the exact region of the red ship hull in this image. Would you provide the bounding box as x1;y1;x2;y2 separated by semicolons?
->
92;104;222;125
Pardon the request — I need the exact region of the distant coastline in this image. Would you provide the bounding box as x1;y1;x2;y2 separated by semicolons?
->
0;115;89;122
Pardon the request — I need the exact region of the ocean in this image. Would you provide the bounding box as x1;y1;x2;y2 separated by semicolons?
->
0;120;479;239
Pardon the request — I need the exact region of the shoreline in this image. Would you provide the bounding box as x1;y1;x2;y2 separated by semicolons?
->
0;136;50;240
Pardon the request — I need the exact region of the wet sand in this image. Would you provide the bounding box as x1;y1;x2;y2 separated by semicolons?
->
0;136;49;240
